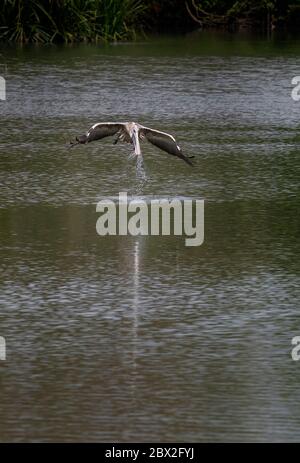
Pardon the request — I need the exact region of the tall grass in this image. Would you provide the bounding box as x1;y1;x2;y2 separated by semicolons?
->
0;1;298;43
0;0;147;43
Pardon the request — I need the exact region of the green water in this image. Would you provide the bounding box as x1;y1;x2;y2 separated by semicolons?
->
0;33;300;442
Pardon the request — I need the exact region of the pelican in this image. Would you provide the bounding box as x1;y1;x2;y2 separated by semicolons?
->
70;122;194;166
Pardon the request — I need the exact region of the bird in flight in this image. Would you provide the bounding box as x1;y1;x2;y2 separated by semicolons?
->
70;122;194;166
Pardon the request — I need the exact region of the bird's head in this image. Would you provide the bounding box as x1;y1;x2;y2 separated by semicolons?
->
76;134;88;144
69;134;88;148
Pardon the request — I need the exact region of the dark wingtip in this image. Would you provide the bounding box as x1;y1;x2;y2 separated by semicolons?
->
185;158;194;166
181;154;194;166
68;140;78;149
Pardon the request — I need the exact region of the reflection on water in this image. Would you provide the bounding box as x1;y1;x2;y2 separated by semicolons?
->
0;34;300;442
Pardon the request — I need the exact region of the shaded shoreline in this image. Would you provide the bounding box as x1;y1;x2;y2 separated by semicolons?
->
0;1;300;44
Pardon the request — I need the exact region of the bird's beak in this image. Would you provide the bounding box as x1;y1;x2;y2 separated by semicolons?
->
130;130;137;147
132;134;136;149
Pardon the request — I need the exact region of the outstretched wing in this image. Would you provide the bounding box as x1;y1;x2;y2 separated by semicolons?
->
140;126;193;166
75;122;126;144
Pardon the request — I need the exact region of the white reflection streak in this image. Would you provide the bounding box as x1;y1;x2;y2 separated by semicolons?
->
130;239;140;399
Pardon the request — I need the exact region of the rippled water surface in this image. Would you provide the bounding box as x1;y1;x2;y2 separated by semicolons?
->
0;34;300;442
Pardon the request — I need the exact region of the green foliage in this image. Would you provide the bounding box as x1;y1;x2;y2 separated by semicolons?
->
99;0;146;40
185;0;287;29
227;0;275;15
0;0;147;43
0;0;298;42
186;0;276;16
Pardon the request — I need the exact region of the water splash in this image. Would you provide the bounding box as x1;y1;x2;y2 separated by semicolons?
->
125;154;148;196
135;155;148;194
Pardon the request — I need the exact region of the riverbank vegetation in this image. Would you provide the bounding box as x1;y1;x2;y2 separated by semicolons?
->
0;0;147;43
0;0;299;43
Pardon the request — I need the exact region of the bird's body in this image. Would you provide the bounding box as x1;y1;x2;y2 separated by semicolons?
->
71;121;193;166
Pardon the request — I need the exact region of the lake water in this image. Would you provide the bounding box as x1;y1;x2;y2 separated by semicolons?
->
0;33;300;442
